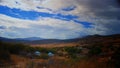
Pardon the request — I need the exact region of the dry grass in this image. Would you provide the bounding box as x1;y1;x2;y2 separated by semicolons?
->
8;55;110;68
30;42;78;48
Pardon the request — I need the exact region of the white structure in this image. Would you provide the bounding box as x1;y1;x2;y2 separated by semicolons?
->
34;51;41;56
48;52;54;57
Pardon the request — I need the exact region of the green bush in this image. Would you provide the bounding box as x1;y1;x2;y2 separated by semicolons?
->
0;50;11;61
89;46;102;56
65;47;81;54
35;47;49;53
111;47;120;68
9;44;24;54
39;54;49;59
0;42;28;54
25;46;36;52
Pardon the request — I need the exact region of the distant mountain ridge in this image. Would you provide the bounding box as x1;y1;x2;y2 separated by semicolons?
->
0;34;120;44
0;36;80;44
16;37;44;41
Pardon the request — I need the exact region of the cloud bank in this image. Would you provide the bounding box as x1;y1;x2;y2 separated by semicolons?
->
0;0;120;39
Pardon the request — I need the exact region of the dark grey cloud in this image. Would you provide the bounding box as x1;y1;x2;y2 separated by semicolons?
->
77;0;120;19
117;0;120;5
94;20;120;35
76;0;120;35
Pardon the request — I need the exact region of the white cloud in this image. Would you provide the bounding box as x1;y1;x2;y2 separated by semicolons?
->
0;14;119;39
0;0;120;39
0;14;87;39
0;0;85;14
0;14;30;28
0;0;119;17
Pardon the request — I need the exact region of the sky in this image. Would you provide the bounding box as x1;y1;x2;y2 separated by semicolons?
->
0;0;120;39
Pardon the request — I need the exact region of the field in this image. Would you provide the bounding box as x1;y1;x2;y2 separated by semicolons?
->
0;34;120;68
30;42;77;48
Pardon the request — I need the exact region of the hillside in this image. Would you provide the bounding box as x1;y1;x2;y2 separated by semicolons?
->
30;34;120;47
0;34;120;68
0;37;79;44
0;34;120;46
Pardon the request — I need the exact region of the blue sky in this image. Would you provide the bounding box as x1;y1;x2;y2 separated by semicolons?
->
0;0;120;39
0;5;92;28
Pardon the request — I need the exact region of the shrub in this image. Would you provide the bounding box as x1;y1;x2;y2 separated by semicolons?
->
111;47;120;68
25;46;36;52
65;47;81;54
88;46;102;56
39;54;49;59
0;50;11;61
35;47;49;53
